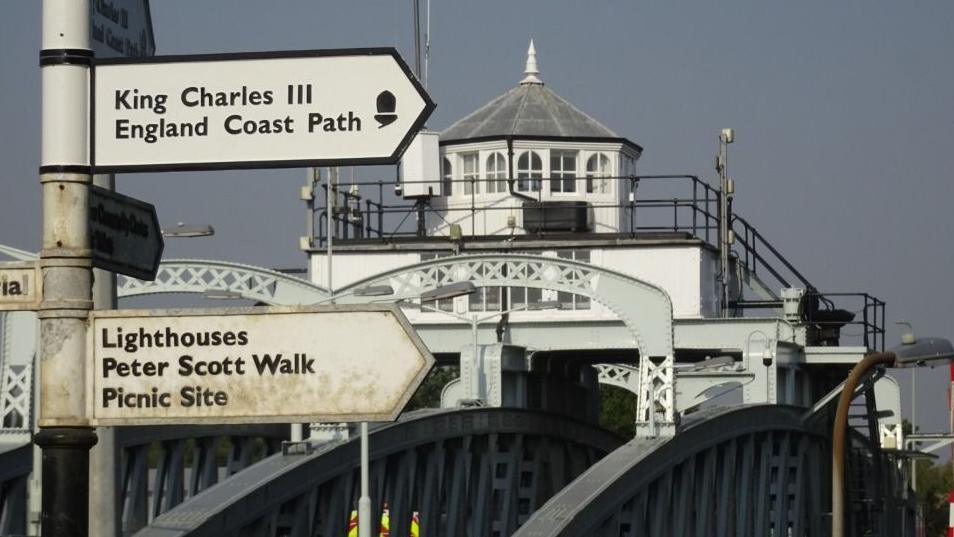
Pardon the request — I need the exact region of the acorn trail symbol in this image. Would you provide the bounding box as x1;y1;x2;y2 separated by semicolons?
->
374;91;398;128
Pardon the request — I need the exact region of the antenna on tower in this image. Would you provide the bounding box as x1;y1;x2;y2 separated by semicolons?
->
412;0;431;89
424;0;431;88
412;0;422;79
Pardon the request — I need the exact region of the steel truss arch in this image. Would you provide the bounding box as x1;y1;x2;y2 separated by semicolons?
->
117;259;330;305
133;408;623;537
513;404;910;537
337;253;675;435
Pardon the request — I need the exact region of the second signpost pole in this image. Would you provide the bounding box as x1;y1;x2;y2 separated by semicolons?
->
36;1;97;536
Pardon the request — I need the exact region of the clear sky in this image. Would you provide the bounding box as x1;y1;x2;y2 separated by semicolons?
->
2;1;953;437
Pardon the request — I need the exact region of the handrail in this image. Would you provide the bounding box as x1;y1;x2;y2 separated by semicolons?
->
318;174;721;244
312;173;884;349
732;215;815;291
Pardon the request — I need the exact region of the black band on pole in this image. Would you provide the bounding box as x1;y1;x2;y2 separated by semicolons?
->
39;165;93;175
40;49;94;67
35;428;98;537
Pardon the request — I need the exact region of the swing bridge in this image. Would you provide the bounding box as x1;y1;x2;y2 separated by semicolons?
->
0;244;914;536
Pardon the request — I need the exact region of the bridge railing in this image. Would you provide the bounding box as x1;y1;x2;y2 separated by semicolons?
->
316;174;720;243
0;444;31;536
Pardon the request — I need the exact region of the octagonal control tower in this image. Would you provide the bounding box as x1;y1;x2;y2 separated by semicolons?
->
302;41;885;436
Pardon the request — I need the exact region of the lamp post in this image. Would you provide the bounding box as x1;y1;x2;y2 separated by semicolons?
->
160;222;215;238
354;281;474;537
315;285;395;304
831;336;954;537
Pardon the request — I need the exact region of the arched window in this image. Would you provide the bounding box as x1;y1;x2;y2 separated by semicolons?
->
550;151;578;193
586;153;611;194
442;157;453;196
516;151;542;192
485;152;507;193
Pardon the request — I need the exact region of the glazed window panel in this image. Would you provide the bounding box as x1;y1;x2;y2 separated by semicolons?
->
516;151;542;192
585;153;611;194
485;152;507;194
550;151;578;193
462;152;479;195
469;286;503;312
442;158;453;197
508;286;543;308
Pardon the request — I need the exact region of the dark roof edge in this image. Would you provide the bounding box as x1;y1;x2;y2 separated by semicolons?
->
439;134;644;154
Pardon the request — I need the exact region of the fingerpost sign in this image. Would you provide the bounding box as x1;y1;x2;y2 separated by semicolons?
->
88;304;435;426
91;48;435;172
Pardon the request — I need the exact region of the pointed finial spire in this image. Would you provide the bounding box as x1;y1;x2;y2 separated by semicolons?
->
520;39;543;85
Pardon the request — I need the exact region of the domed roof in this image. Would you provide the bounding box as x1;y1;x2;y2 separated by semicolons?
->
441;41;633;146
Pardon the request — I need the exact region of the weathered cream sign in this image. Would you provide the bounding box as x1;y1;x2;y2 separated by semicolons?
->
0;262;42;311
87;304;434;425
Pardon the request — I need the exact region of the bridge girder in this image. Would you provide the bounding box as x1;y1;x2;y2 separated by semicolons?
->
513;404;911;537
132;408;623;537
336;254;675;436
117;259;330;305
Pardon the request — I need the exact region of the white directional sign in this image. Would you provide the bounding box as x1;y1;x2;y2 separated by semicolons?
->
0;262;42;311
90;185;164;280
91;49;435;172
87;305;435;425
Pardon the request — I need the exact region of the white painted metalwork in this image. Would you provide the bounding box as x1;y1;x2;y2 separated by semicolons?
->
0;312;35;446
594;364;641;394
0;363;31;432
336;253;675;436
117;259;330;305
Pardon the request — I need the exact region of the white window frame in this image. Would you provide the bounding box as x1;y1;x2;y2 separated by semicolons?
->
516;150;543;193
585;153;611;194
461;152;479;196
550;150;579;194
442;157;453;197
484;152;508;194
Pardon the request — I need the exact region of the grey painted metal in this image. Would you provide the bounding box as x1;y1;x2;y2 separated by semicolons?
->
116;424;287;536
336;253;675;436
116;259;330;305
513;404;912;537
0;444;31;536
90;175;121;537
131;408;622;537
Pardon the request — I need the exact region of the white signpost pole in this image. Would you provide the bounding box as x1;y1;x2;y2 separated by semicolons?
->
37;2;97;537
